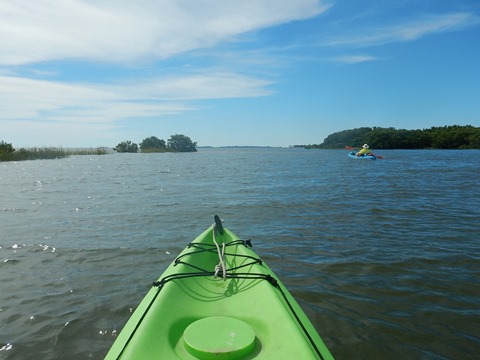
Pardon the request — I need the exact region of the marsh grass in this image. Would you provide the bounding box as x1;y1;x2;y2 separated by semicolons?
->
66;147;111;156
0;147;110;162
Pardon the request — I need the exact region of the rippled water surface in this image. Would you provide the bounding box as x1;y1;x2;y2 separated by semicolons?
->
1;148;479;359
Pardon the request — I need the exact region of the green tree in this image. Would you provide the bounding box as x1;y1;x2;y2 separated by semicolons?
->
140;136;166;152
114;140;138;153
466;132;480;149
0;141;15;153
167;134;197;152
0;141;15;161
316;127;374;149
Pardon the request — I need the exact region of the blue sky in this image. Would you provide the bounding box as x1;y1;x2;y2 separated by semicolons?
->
1;0;479;148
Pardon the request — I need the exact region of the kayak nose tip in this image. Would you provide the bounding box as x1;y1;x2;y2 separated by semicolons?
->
214;215;224;235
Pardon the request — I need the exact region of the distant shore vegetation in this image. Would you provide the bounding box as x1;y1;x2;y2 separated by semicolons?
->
1;134;197;162
302;125;480;150
0;142;109;162
114;134;197;153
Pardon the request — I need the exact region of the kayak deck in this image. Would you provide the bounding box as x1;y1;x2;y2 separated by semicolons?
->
106;219;334;359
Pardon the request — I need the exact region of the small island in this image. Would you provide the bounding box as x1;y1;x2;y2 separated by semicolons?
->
114;134;197;153
301;125;480;150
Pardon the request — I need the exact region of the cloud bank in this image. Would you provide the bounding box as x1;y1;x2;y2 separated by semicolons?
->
0;0;328;66
0;0;329;145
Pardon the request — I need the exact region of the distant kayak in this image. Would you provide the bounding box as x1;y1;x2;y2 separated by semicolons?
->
105;215;334;360
348;151;377;160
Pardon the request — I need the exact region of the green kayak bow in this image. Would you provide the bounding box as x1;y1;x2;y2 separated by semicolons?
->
105;216;334;359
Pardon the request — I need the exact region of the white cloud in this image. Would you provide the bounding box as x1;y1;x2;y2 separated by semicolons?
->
0;71;275;146
127;72;274;100
0;72;273;123
326;12;480;47
330;54;379;64
0;0;329;66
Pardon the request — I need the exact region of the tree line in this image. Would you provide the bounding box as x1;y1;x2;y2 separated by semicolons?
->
304;125;480;149
114;134;197;153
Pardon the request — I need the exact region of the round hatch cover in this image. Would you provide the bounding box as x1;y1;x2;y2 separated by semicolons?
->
183;316;256;359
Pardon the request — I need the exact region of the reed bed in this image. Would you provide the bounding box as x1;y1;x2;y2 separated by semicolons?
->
0;147;110;161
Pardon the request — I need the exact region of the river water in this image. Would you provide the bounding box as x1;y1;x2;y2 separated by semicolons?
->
1;148;479;359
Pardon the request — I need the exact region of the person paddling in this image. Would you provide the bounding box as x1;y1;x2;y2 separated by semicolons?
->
357;144;373;156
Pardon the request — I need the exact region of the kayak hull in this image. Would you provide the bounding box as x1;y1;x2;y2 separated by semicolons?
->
105;221;334;360
348;151;377;160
